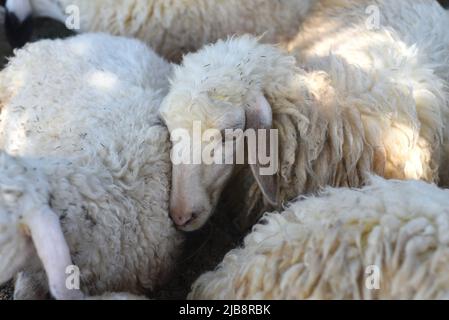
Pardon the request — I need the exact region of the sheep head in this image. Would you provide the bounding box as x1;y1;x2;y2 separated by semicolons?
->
0;152;83;299
160;36;292;231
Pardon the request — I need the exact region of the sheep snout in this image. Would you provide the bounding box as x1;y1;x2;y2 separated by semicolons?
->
170;206;199;228
169;162;231;231
169;198;211;231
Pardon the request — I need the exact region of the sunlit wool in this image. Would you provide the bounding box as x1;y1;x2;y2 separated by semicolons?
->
7;0;315;61
190;177;449;299
160;0;449;229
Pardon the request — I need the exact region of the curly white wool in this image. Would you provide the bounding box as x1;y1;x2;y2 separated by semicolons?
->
0;33;183;299
190;177;449;299
7;0;314;61
160;0;449;230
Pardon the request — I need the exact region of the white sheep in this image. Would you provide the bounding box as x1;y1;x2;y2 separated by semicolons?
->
0;33;183;299
4;0;315;61
189;176;449;300
159;0;449;231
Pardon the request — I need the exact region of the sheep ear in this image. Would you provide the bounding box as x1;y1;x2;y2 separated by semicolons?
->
245;95;279;207
26;206;84;300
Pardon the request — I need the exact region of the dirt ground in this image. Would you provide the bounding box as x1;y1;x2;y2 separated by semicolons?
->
153;202;245;300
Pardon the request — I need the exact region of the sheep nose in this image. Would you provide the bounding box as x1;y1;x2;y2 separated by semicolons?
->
170;208;198;227
172;214;192;227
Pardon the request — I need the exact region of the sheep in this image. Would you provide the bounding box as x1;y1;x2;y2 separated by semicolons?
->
0;154;149;300
189;176;449;300
288;0;449;186
0;33;183;299
159;0;449;232
4;0;315;62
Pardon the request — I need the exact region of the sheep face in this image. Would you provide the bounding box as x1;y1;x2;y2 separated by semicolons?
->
160;37;292;231
0;153;83;299
0;153;44;285
161;88;279;231
0;184;34;286
160;91;241;231
0;154;37;283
